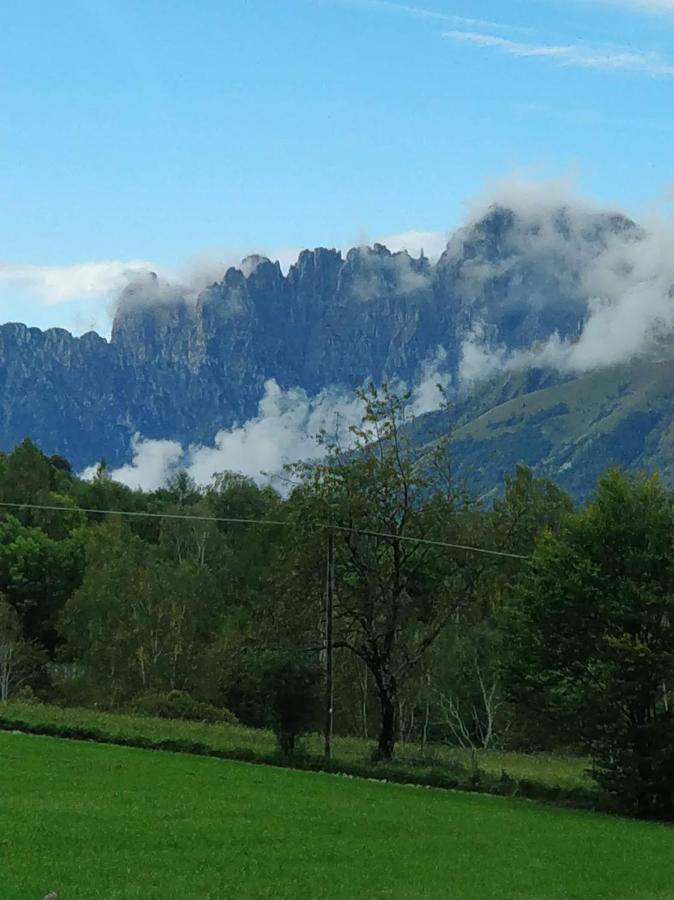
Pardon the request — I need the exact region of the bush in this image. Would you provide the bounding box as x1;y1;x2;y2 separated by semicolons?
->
12;685;39;704
130;690;238;725
255;651;322;755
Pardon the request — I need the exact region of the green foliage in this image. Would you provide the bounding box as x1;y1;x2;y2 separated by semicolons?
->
287;384;480;760
505;469;674;817
59;519;219;701
0;439;52;511
246;650;322;754
130;690;238;725
30;491;85;541
5;415;674;825
0;515;84;651
493;464;574;555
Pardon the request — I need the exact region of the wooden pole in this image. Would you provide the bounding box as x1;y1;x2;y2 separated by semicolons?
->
324;527;335;760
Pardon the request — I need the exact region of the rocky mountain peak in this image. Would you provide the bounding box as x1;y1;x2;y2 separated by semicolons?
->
0;203;651;474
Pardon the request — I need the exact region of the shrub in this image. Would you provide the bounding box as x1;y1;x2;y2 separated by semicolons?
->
131;690;238;725
255;651;322;755
12;685;39;704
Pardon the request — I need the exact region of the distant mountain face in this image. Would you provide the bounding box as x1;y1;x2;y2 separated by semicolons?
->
414;355;674;501
0;204;645;478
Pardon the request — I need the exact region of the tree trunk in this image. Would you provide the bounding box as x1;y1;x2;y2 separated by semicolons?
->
359;662;369;739
376;676;397;761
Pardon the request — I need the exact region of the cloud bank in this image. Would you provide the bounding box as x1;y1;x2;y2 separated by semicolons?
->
455;177;674;380
82;351;450;492
0;260;158;306
0;260;162;335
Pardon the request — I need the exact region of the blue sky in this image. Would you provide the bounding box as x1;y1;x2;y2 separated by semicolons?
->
3;0;674;334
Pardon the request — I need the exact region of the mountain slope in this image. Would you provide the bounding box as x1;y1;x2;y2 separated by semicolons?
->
426;357;674;499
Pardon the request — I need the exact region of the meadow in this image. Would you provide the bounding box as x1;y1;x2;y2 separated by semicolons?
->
2;730;674;899
0;701;594;802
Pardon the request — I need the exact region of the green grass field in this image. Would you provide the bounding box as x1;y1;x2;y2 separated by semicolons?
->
0;701;593;796
2;731;674;899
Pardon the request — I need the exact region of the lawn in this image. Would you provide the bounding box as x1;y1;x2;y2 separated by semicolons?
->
0;701;593;795
2;731;674;899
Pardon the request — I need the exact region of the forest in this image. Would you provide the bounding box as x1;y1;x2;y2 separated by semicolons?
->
2;385;673;819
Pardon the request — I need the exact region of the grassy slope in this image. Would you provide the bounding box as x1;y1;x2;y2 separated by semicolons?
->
416;356;674;499
3;731;674;900
0;702;592;795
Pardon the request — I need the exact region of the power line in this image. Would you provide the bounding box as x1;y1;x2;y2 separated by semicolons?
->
0;501;287;529
329;523;528;559
0;500;529;560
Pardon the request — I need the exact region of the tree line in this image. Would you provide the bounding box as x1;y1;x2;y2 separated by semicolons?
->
1;386;674;818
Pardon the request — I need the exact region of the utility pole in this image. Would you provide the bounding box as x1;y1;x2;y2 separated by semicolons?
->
324;526;335;760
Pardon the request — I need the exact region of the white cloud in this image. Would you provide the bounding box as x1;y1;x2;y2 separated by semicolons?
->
82;357;451;492
0;260;163;337
377;229;448;260
455;180;674;379
0;260;158;306
410;347;451;413
459;326;509;385
83;380;366;493
552;219;674;370
185;379;366;487
444;30;674;76
81;436;184;491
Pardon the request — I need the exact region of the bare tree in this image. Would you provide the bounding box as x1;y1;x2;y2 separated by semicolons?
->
434;660;503;754
0;597;34;702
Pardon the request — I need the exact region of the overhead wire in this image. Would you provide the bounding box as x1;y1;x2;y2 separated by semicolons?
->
0;500;529;560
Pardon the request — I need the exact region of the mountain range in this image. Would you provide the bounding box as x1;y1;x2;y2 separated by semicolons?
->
2;201;673;498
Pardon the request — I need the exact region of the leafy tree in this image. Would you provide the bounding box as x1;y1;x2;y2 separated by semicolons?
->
155;470;202;507
289;385;480;760
48;454;72;475
205;472;287;608
0;439;52;525
156;499;225;569
0;515;84;651
31;492;86;541
72;465;146;523
505;470;674;818
493;464;574;555
60;519;218;701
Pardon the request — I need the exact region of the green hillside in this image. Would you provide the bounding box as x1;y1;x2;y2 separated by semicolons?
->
4;730;674;899
420;357;674;499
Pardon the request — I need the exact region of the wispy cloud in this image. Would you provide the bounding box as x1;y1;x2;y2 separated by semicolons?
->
329;0;526;34
444;30;674;76
377;228;448;258
595;0;674;13
0;260;158;306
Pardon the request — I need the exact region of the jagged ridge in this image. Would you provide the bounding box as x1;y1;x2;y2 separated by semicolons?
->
0;205;638;473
